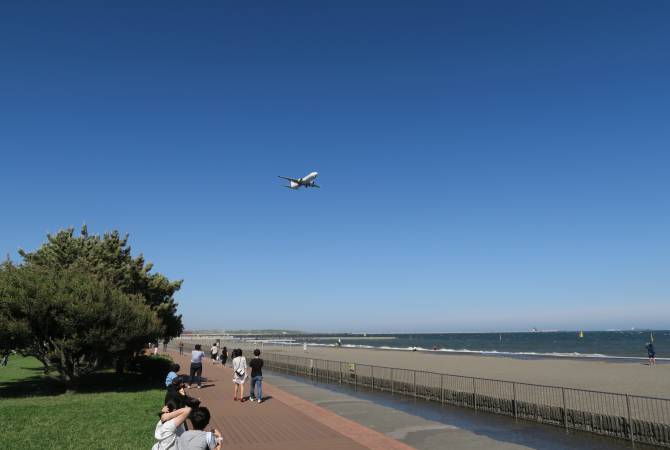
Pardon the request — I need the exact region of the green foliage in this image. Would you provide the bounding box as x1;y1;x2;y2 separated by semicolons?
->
17;226;183;339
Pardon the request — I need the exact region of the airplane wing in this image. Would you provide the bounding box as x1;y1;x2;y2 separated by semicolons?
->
311;183;320;188
278;176;301;183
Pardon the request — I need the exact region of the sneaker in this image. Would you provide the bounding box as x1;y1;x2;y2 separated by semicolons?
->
197;385;201;389
257;398;262;403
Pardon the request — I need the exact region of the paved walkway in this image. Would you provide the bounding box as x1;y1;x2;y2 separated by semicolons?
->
167;350;415;450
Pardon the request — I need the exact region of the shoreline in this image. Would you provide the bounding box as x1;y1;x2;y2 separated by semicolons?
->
260;343;670;398
248;340;668;363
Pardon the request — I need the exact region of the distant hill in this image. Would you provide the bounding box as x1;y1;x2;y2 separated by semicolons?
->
183;329;305;335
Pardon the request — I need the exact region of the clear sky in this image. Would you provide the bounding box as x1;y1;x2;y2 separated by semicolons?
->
1;1;668;332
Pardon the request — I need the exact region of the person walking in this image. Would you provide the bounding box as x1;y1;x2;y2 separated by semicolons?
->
232;349;248;401
154;342;159;355
189;344;205;389
647;342;656;366
248;349;264;403
219;346;228;366
210;342;219;364
178;341;185;356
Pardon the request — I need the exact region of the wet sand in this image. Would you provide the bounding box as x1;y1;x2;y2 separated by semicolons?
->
284;345;670;398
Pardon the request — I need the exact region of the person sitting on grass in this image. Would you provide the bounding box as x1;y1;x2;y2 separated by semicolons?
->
166;376;202;410
179;407;223;450
152;401;191;450
166;363;180;387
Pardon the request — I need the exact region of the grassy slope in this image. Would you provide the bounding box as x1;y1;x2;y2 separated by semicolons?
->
0;356;164;450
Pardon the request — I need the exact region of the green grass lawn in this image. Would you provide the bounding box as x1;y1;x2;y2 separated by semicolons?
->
0;356;165;450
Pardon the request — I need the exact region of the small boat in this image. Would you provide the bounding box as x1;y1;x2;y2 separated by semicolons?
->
579;331;584;338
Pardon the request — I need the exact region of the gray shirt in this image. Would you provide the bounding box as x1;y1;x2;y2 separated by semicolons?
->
179;430;217;450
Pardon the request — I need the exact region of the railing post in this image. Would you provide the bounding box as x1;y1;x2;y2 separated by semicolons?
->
626;394;634;442
440;374;444;404
391;368;394;394
473;377;477;410
371;366;375;391
562;388;568;430
354;364;357;389
413;371;417;398
339;362;343;384
513;382;517;418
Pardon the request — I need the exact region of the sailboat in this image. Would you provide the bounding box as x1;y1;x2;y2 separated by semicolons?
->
579;331;584;338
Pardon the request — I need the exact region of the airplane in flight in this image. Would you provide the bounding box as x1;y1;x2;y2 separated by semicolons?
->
278;171;320;189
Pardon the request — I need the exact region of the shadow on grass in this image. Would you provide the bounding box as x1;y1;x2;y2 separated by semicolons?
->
0;371;163;399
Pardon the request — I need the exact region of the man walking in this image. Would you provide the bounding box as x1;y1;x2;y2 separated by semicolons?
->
178;341;185;356
647;342;656;366
248;349;264;403
210;342;219;364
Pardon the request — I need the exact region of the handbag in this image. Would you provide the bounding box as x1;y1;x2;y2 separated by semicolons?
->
234;358;245;378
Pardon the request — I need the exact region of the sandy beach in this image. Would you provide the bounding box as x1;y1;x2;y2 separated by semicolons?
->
276;345;669;399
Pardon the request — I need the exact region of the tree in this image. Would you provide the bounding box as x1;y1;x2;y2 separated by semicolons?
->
0;226;184;383
18;226;184;341
0;263;161;390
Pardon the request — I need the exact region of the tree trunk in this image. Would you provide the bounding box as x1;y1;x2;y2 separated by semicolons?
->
64;376;80;393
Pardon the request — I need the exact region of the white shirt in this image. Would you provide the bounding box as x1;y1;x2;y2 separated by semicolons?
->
153;417;185;450
232;356;247;377
211;345;218;354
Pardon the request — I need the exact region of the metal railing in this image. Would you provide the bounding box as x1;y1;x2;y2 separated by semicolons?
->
171;338;670;447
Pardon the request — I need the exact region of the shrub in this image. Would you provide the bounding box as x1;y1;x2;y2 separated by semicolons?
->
131;354;173;381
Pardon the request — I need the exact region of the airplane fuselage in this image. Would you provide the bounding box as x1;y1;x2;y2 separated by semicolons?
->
289;171;318;189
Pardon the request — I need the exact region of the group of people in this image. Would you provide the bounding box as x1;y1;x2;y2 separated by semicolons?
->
209;343;228;366
151;343;265;449
153;362;222;450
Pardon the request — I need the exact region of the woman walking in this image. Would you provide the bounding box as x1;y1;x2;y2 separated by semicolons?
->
188;344;205;389
232;349;248;401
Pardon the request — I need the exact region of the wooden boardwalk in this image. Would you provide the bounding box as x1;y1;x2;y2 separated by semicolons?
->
167;350;416;450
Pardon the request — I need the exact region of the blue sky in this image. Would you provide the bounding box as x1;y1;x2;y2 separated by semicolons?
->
1;1;668;332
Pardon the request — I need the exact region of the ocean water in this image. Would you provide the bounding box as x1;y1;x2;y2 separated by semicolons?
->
279;331;668;360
